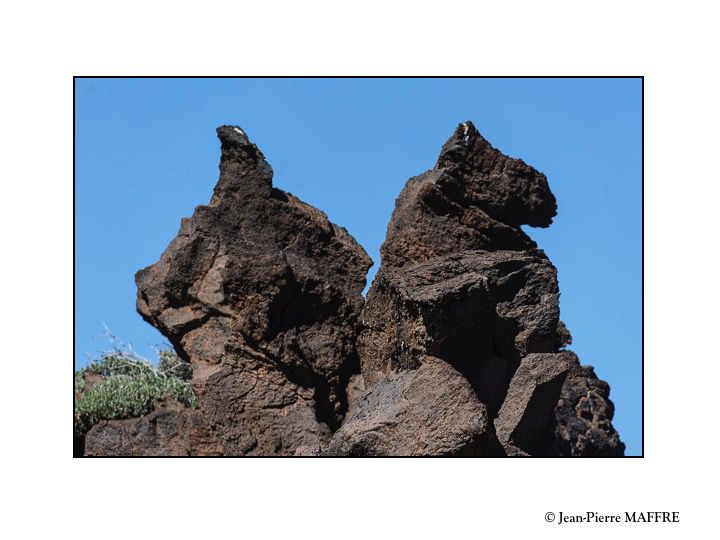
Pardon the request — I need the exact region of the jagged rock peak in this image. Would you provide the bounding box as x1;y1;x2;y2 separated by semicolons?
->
217;124;251;146
435;121;557;228
211;124;273;201
133;124;372;455
379;121;558;269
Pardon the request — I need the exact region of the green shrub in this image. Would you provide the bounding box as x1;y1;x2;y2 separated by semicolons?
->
74;350;197;434
158;349;193;381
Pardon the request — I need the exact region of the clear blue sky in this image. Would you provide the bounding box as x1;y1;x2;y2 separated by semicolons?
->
75;77;642;455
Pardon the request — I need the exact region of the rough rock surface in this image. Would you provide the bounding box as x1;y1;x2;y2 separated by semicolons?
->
84;405;223;457
495;352;573;456
331;121;623;457
357;249;564;417
134;126;371;455
554;361;625;456
78;122;625;457
325;358;499;456
380;122;556;269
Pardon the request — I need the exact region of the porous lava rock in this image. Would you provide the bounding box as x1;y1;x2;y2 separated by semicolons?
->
325;357;499;456
84;404;223;457
79;121;625;457
554;361;625;456
380;122;556;269
331;121;623;457
134;126;372;455
357;249;564;417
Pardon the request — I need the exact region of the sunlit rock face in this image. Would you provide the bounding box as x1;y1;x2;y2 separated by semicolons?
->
80;122;623;457
338;121;622;456
135;126;372;455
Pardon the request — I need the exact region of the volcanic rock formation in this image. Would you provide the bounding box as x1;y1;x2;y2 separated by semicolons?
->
133;126;372;455
78;122;624;456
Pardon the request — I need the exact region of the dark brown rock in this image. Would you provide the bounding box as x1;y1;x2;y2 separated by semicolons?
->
380;121;556;269
325;357;500;456
495;352;573;456
350;121;623;457
135;126;372;455
84;405;223;457
554;361;625;456
358;249;564;417
82;121;625;457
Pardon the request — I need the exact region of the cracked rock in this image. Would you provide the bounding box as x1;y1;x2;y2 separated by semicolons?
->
134;126;372;455
325;357;500;456
80;121;625;457
494;352;573;456
84;405;223;457
358;249;564;418
348;121;623;457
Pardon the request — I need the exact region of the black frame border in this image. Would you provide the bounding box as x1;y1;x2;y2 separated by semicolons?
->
73;75;644;458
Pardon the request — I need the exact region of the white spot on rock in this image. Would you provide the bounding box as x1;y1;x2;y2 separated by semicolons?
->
461;122;470;143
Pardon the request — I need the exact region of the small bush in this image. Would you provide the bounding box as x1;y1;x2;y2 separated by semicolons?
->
158;349;193;381
74;349;197;434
